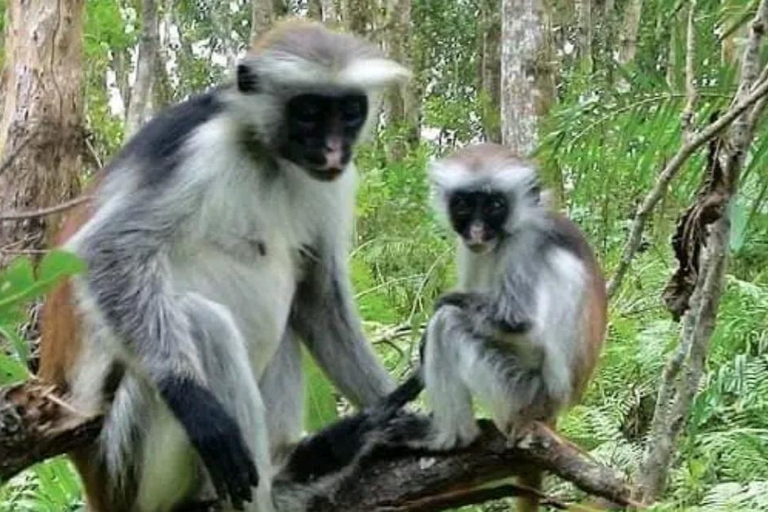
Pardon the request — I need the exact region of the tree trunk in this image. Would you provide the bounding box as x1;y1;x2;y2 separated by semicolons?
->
152;0;174;110
384;0;418;160
308;0;323;20
321;0;339;23
0;0;86;260
478;0;502;143
251;0;276;44
125;0;159;138
112;50;132;115
342;0;371;34
618;0;643;65
501;0;545;156
577;0;593;68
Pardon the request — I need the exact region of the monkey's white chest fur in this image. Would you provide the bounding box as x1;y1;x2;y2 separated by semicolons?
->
174;167;351;377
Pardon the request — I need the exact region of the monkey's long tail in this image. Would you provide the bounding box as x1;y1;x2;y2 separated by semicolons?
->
371;368;424;423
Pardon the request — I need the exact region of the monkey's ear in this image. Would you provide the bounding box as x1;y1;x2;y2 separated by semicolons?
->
237;63;261;94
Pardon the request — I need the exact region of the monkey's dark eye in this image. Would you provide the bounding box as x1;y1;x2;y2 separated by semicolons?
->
288;95;325;130
486;197;507;214
341;96;367;129
528;183;542;200
450;196;473;218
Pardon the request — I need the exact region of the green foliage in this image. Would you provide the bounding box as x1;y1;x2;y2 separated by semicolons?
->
0;253;86;510
303;350;339;432
0;251;85;382
0;459;82;512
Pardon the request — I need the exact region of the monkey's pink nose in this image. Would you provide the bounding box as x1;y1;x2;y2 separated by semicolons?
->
323;137;344;171
469;223;485;243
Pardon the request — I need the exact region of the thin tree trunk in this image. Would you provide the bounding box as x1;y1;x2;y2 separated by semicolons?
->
635;0;768;502
125;0;159;137
343;0;371;34
618;0;643;65
251;0;276;44
479;0;502;143
501;0;545;156
308;0;323;20
384;0;418;160
112;50;132;115
321;0;339;23
577;0;593;68
0;0;86;260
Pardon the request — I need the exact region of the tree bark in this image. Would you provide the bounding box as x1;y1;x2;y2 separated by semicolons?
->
617;0;643;65
478;0;502;143
0;0;86;260
308;0;323;20
0;380;638;511
251;0;276;45
577;0;593;69
320;0;339;24
501;0;545;156
342;0;371;34
384;0;419;160
125;0;160;138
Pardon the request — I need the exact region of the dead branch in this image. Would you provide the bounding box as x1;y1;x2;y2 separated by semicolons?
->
0;381;637;510
0;196;92;222
0;381;102;481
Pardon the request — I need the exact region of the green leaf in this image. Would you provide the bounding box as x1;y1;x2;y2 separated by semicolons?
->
303;349;338;432
0;349;27;383
0;257;35;299
0;323;29;370
0;251;84;313
729;199;748;253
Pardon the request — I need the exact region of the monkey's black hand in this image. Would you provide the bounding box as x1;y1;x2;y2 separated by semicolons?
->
435;292;481;311
158;377;258;511
496;315;532;334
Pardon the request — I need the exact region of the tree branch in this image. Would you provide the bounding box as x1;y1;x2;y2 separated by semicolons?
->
0;196;91;222
681;0;698;143
0;381;638;510
606;74;768;299
0;381;102;481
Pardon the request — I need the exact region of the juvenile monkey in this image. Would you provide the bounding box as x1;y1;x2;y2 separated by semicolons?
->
39;21;408;512
396;143;607;511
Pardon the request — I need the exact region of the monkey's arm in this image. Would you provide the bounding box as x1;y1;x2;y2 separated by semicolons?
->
77;191;257;507
436;291;532;336
291;254;396;407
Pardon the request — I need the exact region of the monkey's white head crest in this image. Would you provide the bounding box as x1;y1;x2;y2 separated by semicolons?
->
228;20;410;149
429;144;538;194
428;143;551;233
248;20;410;91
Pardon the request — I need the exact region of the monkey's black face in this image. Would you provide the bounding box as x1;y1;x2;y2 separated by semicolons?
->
280;93;368;181
448;191;510;253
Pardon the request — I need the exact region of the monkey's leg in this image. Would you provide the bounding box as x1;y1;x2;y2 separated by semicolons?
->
422;307;481;450
181;294;276;512
259;329;304;462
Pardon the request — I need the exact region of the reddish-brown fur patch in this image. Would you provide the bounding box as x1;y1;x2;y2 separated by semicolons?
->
38;177;123;512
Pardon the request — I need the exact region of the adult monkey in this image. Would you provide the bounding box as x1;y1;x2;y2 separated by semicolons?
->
39;21;408;512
